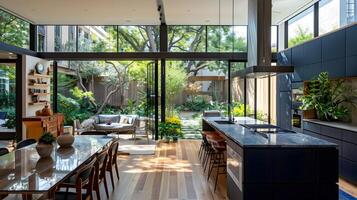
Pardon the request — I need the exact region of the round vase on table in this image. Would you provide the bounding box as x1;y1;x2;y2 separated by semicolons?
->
57;132;75;148
36;143;53;158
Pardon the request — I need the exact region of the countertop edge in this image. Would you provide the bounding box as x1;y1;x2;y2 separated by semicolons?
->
303;119;357;133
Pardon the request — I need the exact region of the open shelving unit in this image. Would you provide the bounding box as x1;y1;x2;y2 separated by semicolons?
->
27;70;52;106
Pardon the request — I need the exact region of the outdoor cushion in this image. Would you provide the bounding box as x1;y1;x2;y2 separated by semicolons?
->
81;118;95;130
119;116;128;124
98;115;120;124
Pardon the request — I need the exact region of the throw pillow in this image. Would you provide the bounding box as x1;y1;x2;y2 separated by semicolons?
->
120;116;128;124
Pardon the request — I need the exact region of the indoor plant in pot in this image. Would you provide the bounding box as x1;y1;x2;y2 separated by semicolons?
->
36;132;56;158
159;117;183;143
300;72;357;121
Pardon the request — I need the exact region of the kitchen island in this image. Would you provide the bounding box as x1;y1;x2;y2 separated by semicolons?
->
203;117;338;200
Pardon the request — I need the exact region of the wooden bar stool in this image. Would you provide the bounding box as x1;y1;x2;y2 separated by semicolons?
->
207;141;227;191
204;132;225;172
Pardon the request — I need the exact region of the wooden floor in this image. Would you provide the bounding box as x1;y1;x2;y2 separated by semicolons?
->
111;140;227;200
4;139;357;200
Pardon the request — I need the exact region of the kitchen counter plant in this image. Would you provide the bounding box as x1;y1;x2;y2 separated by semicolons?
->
300;72;357;121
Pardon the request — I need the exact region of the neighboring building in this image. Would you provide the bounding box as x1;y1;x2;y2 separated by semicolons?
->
0;69;10;93
37;25;109;52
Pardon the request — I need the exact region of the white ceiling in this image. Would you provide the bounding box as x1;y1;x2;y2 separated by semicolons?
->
0;0;315;25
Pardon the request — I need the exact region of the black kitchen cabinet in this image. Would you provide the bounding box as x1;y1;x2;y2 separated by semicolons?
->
303;120;357;184
322;29;346;61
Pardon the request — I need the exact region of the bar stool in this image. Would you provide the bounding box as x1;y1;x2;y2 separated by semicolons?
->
204;132;225;172
207;141;227;191
198;131;216;160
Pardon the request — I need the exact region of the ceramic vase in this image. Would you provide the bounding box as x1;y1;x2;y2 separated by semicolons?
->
57;132;75;148
36;143;53;158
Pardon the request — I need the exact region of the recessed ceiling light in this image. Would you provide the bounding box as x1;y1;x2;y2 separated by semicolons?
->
8;52;13;55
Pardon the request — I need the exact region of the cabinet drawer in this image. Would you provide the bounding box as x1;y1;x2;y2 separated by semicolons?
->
342;130;357;145
342;141;357;162
341;158;357;184
320;125;343;140
303;122;321;133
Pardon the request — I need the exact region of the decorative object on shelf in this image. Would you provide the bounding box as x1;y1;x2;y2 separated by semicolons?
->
41;103;53;116
300;72;357;121
36;132;55;158
35;62;45;74
57;132;75;148
35;157;54;178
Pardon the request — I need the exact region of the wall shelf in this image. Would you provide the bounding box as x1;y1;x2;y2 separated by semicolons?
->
30;93;50;96
28;84;50;88
28;101;49;105
28;73;52;79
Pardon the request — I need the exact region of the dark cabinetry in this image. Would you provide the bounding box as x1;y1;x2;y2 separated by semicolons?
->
303;120;357;184
278;24;357;82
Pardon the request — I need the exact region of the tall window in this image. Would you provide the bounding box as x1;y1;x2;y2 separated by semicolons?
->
78;26;117;52
319;0;340;35
346;0;356;24
288;6;314;47
271;26;278;52
37;26;45;52
54;26;62;52
0;63;16;131
0;10;29;48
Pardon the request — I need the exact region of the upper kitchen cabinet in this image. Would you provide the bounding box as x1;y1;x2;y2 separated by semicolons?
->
277;49;292;65
346;25;357;77
291;45;304;82
321;29;346;78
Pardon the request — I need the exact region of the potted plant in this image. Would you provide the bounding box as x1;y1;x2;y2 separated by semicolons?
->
159;117;183;143
300;72;357;121
36;132;56;158
159;122;171;143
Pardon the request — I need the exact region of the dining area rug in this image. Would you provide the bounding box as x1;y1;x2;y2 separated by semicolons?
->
115;134;156;155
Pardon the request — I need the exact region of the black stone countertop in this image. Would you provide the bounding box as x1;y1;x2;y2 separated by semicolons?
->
204;117;338;148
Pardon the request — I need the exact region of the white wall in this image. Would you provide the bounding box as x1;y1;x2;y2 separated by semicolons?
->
22;55;51;117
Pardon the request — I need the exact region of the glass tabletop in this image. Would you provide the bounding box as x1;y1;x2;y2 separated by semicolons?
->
0;135;113;193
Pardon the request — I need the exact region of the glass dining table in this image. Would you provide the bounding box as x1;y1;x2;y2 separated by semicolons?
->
0;135;113;199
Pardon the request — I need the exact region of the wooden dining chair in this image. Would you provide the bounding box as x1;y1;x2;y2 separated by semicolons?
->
16;139;36;149
107;139;120;188
0;148;9;156
94;148;109;200
56;157;97;200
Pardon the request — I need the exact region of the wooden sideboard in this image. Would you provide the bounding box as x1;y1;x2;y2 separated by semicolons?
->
23;113;64;140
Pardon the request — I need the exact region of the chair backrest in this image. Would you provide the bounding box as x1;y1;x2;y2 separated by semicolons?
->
16;139;37;149
0;112;6;120
96;148;108;178
108;139;119;167
80;131;108;136
0;148;9;156
75;157;97;199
